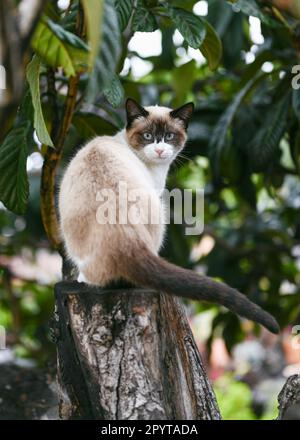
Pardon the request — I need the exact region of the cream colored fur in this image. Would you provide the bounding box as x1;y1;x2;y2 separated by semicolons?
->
57;102;281;335
58;105;184;285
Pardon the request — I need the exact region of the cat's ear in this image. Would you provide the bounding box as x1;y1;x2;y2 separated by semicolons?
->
126;98;149;127
170;102;194;128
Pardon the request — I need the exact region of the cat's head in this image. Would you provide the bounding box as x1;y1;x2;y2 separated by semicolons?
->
125;98;194;165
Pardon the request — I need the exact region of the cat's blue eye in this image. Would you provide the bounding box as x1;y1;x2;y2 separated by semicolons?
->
166;132;175;141
143;132;152;140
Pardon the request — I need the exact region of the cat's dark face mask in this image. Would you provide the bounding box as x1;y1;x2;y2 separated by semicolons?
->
125;98;194;165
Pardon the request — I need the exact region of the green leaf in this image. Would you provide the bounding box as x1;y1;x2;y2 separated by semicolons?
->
0;121;30;214
292;89;300;121
0;89;36;214
207;0;233;37
132;2;158;32
166;6;206;49
172;60;197;107
46;18;89;50
222;12;245;68
31;19;87;77
115;0;133;31
248;94;290;170
26;56;53;147
86;0;121;102
81;0;104;69
72;112;116;138
219;143;241;184
209;75;262;170
200;19;222;70
103;74;124;107
231;0;281;27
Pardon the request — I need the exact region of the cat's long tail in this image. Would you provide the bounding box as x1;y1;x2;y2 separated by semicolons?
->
120;244;279;334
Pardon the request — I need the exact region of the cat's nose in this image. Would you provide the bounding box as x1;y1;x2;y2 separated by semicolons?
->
155;148;164;156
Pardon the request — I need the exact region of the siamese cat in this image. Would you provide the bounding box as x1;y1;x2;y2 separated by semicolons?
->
58;98;279;334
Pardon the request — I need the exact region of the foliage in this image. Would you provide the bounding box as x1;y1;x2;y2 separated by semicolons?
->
26;56;54;147
214;374;278;420
0;0;299;357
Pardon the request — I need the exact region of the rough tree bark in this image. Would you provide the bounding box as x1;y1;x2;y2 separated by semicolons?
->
277;374;300;420
52;282;221;420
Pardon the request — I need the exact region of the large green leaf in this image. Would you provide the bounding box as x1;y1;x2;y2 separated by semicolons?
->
219;142;242;184
132;1;158;32
200;19;222;70
0;120;31;214
103;74;124;107
222;11;245;68
81;0;104;69
0;89;37;214
172;60;197;107
207;0;233;37
31;19;87;77
26;56;53;147
209;75;262;169
115;0;134;31
86;0;121;102
248;94;290;170
166;6;206;49
204;0;239;66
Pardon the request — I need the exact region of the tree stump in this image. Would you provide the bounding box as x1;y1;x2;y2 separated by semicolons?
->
53;282;221;420
277;374;300;420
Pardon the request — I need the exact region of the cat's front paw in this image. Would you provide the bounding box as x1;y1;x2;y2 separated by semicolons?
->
77;272;87;283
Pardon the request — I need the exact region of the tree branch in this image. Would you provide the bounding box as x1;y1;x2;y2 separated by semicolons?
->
40;5;84;252
40;74;80;250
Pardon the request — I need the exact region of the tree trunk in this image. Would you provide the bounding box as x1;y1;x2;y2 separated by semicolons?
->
277;374;300;420
53;281;221;420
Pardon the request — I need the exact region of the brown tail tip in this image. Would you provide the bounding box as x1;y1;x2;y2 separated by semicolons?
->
265;315;280;334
